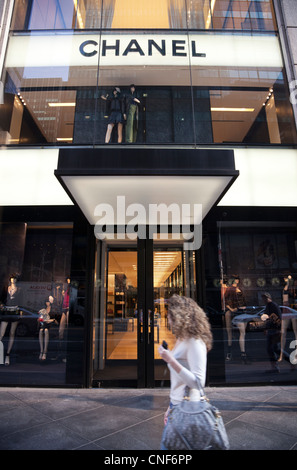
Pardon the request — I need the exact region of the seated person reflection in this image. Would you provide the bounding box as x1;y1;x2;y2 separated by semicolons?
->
38;298;56;361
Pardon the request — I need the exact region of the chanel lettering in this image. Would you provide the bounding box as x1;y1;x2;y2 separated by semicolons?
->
79;38;206;58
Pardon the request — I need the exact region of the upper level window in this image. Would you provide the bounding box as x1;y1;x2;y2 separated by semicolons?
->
10;0;277;31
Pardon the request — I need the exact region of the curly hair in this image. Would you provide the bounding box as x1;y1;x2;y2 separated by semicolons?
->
168;295;213;351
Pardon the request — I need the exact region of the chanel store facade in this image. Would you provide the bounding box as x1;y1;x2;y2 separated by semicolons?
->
0;0;297;388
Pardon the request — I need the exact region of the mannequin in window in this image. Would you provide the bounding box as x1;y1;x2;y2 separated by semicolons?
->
125;84;140;143
278;274;297;362
224;275;248;363
220;277;228;312
0;274;21;366
101;87;126;143
38;298;55;361
55;277;70;362
60;277;70;339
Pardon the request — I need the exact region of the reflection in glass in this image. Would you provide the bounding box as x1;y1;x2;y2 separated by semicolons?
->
154;250;183;356
204;221;297;384
10;0;277;31
11;0;105;30
153;247;197;383
93;249;138;383
2;61;297;145
0;222;73;385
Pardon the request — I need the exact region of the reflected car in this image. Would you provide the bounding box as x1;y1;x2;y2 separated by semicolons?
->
15;307;40;337
232;305;297;332
232;306;266;332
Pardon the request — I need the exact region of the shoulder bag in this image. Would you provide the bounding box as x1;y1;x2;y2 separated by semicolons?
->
161;376;230;450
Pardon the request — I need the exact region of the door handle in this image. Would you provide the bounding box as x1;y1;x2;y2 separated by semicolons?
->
139;309;144;343
147;309;153;344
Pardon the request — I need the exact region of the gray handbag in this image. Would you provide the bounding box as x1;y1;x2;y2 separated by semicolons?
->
161;376;230;450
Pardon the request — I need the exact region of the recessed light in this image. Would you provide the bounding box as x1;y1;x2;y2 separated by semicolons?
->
48;102;76;107
211;107;255;112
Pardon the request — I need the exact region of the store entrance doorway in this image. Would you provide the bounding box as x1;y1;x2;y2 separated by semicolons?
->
92;236;197;387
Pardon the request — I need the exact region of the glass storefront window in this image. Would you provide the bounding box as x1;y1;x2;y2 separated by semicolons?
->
201;0;277;31
11;0;104;30
96;30;194;144
2;0;296;146
10;0;277;31
205;220;297;384
0;222;74;386
2;29;296;146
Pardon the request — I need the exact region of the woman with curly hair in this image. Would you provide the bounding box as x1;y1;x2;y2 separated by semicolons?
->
158;294;213;449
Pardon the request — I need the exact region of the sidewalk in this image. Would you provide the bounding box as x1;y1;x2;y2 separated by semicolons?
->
0;384;296;451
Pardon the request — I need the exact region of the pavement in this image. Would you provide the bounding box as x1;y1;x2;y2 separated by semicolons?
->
0;384;296;454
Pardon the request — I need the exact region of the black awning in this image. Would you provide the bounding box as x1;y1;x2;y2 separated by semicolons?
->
55;147;238;225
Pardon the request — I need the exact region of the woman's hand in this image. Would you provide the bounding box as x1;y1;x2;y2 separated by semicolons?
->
158;344;174;364
158;345;182;373
164;406;170;425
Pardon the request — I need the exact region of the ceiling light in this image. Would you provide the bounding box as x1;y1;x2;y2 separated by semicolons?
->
48;102;76;107
211;107;255;112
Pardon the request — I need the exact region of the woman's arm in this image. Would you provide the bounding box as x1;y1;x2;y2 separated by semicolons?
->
158;339;206;388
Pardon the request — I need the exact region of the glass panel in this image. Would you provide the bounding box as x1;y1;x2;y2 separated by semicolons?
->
104;0;189;29
0;222;73;385
11;0;104;30
93;246;138;384
11;0;76;30
189;32;297;145
205;221;297;385
10;0;277;31
153;244;197;382
3;20;297;145
97;31;194;144
187;0;277;31
1;31;100;145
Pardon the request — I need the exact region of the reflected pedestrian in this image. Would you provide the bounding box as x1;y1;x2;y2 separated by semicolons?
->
261;292;293;372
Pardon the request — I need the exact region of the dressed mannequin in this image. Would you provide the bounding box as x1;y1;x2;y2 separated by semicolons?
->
0;275;21;365
125;84;140;143
224;275;248;363
101;87;126;143
278;275;297;362
60;278;70;339
38;298;55;360
55;277;70;362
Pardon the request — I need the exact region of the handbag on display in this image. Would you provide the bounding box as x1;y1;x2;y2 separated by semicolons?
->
161;375;230;450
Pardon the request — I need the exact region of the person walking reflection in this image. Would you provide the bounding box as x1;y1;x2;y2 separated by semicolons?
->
261;292;293;372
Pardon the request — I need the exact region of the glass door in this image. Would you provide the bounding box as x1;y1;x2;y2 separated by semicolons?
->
152;242;197;386
92;237;197;387
92;242;139;386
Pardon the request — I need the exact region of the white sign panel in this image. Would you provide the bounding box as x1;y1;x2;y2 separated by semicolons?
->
5;33;283;68
219;148;297;207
